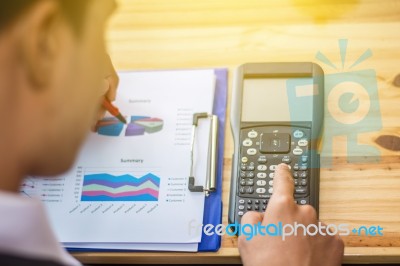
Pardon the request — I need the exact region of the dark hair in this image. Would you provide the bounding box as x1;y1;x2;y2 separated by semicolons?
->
0;0;90;34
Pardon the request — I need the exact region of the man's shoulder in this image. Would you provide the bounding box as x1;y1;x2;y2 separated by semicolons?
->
0;252;68;266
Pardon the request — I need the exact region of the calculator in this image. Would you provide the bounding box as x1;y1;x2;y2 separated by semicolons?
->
228;62;324;224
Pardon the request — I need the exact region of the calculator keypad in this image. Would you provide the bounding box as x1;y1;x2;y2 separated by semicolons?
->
237;127;311;219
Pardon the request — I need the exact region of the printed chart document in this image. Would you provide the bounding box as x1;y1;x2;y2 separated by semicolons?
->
21;69;216;251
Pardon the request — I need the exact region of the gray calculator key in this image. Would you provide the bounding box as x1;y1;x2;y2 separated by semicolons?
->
246;180;254;186
282;156;291;164
238;205;245;210
238;211;244;216
258;156;267;164
299;171;307;178
247;187;254;194
295;187;307;194
247;165;255;171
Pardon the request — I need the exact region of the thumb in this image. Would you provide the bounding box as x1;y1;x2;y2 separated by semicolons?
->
271;163;294;199
241;211;264;225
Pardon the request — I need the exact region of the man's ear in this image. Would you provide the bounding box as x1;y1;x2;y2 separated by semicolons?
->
17;0;61;90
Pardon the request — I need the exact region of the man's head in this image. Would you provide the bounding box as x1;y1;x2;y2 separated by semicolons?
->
0;0;116;187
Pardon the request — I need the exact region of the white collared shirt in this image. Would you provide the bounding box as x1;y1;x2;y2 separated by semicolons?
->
0;190;81;266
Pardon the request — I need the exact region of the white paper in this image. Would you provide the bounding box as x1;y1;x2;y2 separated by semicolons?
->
21;70;216;245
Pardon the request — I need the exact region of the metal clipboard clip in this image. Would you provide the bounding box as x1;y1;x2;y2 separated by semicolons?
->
188;112;218;196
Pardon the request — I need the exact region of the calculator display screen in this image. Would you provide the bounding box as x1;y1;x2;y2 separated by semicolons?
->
241;78;315;122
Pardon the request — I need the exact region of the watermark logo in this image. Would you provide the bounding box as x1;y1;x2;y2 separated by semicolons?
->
188;220;384;241
286;39;382;165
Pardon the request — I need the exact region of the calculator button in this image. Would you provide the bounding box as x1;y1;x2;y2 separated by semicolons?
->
246;172;255;178
269;165;277;171
240;171;246;178
294;179;299;186
282;156;291;164
299;199;308;205
268;180;273;186
293;130;304;139
260;133;291;154
268;187;273;194
298;139;308;147
247;199;252;204
248;130;258;138
257;180;267;186
256;188;266;194
240;187;246;194
257;173;267;178
240;180;246;186
300;164;307;171
255;200;260;204
300;179;307;186
238;211;244;216
254;205;259;211
301;156;308;163
241;157;248;163
299;171;307;178
238;205;245;210
257;165;267;171
269;173;275;178
246;187;254;194
239;199;245;204
246;180;254;186
293;171;299;178
262;205;267;211
295;187;307;194
247;205;252;210
293;147;303;155
258;156;267;164
241;165;247;170
243;138;253;147
247;165;255;171
247;148;257;155
263;200;268;204
293;164;299;171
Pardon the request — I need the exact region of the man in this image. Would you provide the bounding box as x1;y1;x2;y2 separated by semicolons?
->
0;0;344;265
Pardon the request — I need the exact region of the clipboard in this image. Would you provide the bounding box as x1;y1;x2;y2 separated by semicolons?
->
193;68;227;252
67;68;227;252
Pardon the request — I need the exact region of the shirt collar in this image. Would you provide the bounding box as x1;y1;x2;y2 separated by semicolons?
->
0;190;81;266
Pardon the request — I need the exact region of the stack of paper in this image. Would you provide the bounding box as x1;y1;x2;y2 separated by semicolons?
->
21;69;217;251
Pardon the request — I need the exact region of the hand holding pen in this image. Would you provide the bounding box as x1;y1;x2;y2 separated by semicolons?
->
92;54;126;129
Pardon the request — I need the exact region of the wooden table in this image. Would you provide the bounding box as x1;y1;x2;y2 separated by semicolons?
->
73;0;400;264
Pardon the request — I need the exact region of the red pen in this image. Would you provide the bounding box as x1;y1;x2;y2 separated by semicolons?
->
102;98;127;124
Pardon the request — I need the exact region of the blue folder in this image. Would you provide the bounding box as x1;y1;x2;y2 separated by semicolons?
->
197;68;227;252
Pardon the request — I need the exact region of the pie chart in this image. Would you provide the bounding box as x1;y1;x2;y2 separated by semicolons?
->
96;116;164;137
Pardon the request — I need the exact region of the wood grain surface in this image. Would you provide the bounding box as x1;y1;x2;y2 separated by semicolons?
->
73;0;400;264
